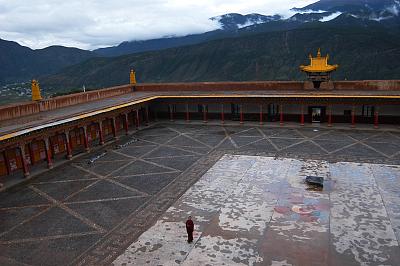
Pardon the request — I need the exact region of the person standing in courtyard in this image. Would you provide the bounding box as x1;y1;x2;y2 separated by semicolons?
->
186;216;194;243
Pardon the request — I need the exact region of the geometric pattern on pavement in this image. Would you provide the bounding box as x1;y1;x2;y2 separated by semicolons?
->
1;122;400;265
113;155;400;265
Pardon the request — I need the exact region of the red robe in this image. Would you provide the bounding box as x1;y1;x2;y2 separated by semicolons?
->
186;219;194;242
186;219;194;232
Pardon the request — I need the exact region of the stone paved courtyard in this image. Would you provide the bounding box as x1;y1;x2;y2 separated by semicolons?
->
1;122;400;265
114;155;400;266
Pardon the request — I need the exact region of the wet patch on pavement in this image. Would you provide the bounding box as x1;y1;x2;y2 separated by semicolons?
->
114;155;400;266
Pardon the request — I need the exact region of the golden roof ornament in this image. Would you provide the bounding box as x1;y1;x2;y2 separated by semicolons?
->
31;79;42;101
130;69;137;85
300;48;338;73
300;48;339;89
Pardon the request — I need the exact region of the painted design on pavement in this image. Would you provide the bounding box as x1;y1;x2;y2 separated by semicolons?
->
113;155;400;265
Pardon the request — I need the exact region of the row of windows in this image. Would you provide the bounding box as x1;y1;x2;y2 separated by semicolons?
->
344;106;375;117
196;104;281;115
170;104;377;117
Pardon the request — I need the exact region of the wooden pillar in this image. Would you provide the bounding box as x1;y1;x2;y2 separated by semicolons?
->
259;104;263;125
111;117;117;138
124;113;129;135
351;106;356;128
65;131;73;159
240;104;244;124
328;105;333;127
131;110;136;129
136;109;140;128
3;150;10;176
280;104;284;126
44;138;53;169
300;104;305;126
28;142;35;165
98;121;105;145
83;126;90;152
145;106;149;126
221;104;225;124
203;104;207;123
169;104;174;122
374;107;379;129
186;104;190;122
19;145;30;177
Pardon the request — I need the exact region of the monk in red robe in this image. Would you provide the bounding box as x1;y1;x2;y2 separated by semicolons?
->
185;216;194;243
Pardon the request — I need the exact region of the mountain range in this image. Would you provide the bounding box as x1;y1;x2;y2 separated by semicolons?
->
41;15;400;89
0;0;399;96
0;40;94;85
294;0;399;14
83;13;285;57
94;0;400;57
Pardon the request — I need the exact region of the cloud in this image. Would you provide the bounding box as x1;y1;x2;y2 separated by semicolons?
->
319;12;342;22
386;0;400;16
0;0;317;50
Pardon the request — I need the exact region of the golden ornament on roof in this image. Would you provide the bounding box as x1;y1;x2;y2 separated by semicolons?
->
300;48;339;73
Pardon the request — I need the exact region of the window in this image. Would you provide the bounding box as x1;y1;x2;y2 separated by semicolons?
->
268;104;279;115
231;104;240;115
362;105;374;117
344;110;352;116
168;104;176;113
198;105;208;113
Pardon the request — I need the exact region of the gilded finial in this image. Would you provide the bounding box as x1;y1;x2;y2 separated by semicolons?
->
31;79;42;101
300;49;338;73
130;69;136;85
299;48;339;89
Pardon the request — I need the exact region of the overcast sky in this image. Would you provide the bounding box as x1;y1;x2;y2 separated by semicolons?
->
0;0;317;50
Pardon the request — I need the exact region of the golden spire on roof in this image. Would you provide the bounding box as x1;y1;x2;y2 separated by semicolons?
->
300;48;338;73
130;69;137;85
31;79;42;101
317;48;321;57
